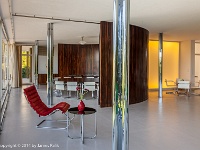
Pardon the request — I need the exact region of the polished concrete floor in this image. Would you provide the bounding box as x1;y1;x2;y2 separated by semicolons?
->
1;85;200;150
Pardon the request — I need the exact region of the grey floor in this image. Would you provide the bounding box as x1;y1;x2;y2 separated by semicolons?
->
1;85;200;150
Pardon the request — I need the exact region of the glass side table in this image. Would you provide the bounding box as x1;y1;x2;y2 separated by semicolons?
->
67;107;97;144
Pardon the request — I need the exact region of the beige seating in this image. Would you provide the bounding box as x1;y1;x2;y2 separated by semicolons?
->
54;81;65;97
83;82;96;98
66;82;78;98
95;83;99;99
64;76;71;79
190;80;200;95
177;80;190;96
165;79;178;94
74;76;82;78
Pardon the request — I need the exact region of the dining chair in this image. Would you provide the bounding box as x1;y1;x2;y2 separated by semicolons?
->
54;80;65;97
190;80;200;95
83;82;96;98
66;82;78;98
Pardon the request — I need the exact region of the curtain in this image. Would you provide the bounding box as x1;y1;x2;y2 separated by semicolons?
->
10;44;22;87
29;47;32;82
17;45;22;87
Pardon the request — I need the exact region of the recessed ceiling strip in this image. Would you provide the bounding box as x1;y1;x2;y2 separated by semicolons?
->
12;13;100;25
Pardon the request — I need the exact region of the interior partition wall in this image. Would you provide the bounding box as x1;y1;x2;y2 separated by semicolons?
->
100;21;149;107
180;40;195;83
37;45;59;84
38;44;99;84
58;44;99;79
99;22;113;107
129;25;149;104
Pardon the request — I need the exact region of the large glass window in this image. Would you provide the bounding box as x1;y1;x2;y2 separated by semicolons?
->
2;42;6;89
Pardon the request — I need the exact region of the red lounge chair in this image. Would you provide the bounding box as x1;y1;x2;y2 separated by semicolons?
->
24;85;70;129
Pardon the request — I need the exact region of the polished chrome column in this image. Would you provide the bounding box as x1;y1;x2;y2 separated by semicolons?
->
112;0;129;149
34;40;39;88
158;33;163;98
47;23;54;106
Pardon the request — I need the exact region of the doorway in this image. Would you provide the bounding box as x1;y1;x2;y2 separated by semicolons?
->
22;46;32;84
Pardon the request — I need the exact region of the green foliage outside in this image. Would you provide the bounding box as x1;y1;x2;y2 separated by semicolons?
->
22;66;30;78
22;51;30;78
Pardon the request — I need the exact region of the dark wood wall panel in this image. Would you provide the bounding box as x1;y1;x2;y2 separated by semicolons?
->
100;21;113;107
38;74;46;84
129;25;149;104
38;44;99;84
58;44;99;78
58;44;64;79
99;21;149;107
38;74;59;84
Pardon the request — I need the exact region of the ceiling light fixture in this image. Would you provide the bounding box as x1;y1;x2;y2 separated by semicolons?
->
79;36;86;45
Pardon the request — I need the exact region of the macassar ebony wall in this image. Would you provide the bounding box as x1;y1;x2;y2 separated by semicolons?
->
129;25;149;104
38;74;59;84
58;44;99;79
100;21;149;107
99;22;113;107
38;44;99;84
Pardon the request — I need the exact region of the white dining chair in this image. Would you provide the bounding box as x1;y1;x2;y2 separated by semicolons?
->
66;82;78;98
190;80;200;95
83;82;96;98
54;81;65;97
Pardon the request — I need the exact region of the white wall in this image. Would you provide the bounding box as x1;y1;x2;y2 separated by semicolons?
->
179;40;195;82
191;41;195;83
38;45;58;74
195;43;200;83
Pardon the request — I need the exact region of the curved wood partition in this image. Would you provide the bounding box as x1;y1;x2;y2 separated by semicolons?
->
129;25;149;104
100;21;149;107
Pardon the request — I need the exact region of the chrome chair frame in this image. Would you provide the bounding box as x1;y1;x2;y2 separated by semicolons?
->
54;80;66;97
24;85;71;130
66;82;79;98
165;79;178;94
83;82;96;98
190;80;200;95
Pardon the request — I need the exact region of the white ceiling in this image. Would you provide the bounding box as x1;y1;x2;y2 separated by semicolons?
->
1;0;200;45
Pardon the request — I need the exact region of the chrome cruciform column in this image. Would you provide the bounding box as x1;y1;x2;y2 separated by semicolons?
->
47;23;54;106
112;0;130;149
158;33;163;98
34;40;39;89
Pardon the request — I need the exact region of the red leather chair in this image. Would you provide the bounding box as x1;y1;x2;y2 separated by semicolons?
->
24;85;70;129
